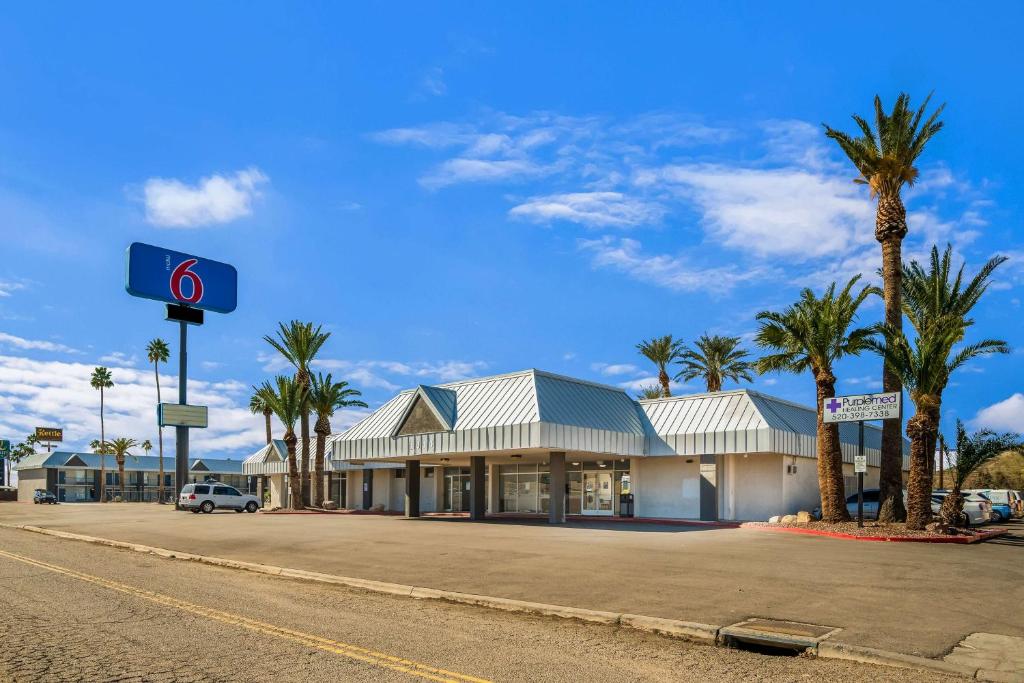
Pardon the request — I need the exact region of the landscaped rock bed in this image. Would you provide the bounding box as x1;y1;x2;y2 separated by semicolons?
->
740;519;1006;542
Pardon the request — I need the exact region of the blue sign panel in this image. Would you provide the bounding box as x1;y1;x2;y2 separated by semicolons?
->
125;243;237;313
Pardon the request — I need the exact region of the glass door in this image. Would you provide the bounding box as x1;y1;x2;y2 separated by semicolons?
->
582;471;614;515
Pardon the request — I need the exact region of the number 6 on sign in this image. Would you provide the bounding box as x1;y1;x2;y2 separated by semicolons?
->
170;259;204;304
125;243;237;313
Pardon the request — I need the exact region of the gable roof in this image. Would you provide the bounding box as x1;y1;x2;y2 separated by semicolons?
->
14;452;245;473
392;385;458;436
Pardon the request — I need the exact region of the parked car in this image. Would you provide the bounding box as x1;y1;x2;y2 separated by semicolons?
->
32;489;57;504
813;489;882;520
931;491;991;527
967;490;1013;523
179;482;260;514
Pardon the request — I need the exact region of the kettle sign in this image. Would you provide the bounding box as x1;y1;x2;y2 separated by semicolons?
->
125;243;237;313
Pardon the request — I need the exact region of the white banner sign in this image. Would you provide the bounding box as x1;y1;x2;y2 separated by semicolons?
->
158;403;209;428
854;455;867;473
822;391;900;424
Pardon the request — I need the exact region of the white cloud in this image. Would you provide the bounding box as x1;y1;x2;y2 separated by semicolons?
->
578;236;770;295
971;394;1024;433
591;362;639;376
0;280;27;298
144;167;268;227
0;332;79;354
419;66;447;97
99;351;137;367
510;192;664;228
308;358;489;391
617;376;685;393
638;164;874;259
421;158;553;189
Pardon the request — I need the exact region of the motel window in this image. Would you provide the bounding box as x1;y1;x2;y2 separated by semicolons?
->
395;469;405;479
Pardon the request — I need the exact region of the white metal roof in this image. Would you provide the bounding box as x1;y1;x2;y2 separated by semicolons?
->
242;438;403;475
331;369;910;469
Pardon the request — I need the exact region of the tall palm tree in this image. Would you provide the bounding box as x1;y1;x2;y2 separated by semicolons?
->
755;276;880;522
676;334;754;392
870;325;1007;529
257;375;307;510
824;92;945;522
308;373;367;507
249;386;276;445
146;338;170;503
938;421;1022;527
636;335;684;397
90;366;114;502
901;244;1009;474
106;437;139;500
264;321;330;506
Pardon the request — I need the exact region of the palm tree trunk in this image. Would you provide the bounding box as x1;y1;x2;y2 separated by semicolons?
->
876;194;908;522
815;370;849;522
313;427;326;507
300;411;310;506
155;361;164;504
99;388;106;503
284;431;302;510
904;410;935;530
118;457;126;500
263;410;272;444
658;368;671;398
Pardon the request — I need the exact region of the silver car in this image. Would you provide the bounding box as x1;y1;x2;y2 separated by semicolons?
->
179;482;260;514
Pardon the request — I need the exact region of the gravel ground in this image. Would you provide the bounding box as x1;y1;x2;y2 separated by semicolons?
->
0;526;961;683
744;521;983;538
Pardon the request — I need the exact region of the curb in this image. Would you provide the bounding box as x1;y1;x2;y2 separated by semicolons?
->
740;523;1009;544
1;522;1003;680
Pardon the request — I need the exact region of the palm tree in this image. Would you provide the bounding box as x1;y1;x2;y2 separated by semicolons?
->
636;335;684;397
257;375;307;510
249;386;276;445
901;245;1009;474
264;321;331;506
636;385;665;400
146;338;170;503
755;276;880;522
870;325;1007;529
106;437;139;501
90;366;114;502
308;373;367;507
676;334;754;392
938;421;1022;527
824;92;945;522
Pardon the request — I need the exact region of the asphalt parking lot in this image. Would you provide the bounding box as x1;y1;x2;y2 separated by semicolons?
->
2;503;1021;659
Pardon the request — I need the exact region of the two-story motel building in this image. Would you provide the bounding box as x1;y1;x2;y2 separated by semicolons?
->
244;369;909;522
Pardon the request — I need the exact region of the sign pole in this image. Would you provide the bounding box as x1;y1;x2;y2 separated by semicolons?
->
174;319;188;509
857;420;865;528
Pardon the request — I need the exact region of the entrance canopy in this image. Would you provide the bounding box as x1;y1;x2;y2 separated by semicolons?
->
331;369;910;469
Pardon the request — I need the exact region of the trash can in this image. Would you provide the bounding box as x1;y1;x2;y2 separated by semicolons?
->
619;493;634;517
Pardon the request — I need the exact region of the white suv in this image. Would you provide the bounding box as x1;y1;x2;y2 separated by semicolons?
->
179;482;261;514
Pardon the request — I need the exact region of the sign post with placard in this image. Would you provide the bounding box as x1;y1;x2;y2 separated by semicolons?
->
822;391;902;528
35;427;63;453
126;243;237;508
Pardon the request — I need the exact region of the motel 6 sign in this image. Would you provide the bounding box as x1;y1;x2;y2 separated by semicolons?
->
125;243;237;313
822;391;901;424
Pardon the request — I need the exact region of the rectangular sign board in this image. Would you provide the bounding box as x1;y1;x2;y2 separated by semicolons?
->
126;243;238;314
823;391;901;424
854;455;867;473
35;427;63;442
159;403;209;429
0;439;9;457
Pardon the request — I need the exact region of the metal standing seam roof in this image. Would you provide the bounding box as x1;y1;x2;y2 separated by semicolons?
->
330;369;910;469
241;438;403;475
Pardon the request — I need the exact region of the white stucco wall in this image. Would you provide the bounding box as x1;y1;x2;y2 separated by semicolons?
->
346;471;362;509
390;472;405;511
372;469;391;510
421;467;438;512
724;453;783;521
269;474;287;509
634;456;700;519
17;468;46;502
782;455;820;516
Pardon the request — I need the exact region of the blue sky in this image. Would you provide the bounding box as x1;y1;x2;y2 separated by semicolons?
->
1;3;1022;462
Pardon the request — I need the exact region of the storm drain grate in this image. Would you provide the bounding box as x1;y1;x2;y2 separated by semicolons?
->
719;618;841;652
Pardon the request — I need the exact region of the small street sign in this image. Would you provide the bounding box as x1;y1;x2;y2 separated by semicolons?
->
158;403;209;429
822;391;901;424
854;455;867;473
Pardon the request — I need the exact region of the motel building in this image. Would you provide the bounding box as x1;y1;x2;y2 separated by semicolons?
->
246;369;910;522
15;452;255;503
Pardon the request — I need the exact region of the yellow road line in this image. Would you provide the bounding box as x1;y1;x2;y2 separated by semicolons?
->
0;548;491;683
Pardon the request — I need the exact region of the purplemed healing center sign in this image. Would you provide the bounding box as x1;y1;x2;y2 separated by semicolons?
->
125;243;237;314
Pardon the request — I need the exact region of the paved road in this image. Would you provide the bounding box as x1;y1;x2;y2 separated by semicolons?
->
0;526;953;682
3;504;1021;659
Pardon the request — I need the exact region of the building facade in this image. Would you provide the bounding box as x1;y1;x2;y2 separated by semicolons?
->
15;452;256;503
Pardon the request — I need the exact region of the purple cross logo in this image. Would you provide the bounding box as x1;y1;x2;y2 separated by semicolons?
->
826;399;842;413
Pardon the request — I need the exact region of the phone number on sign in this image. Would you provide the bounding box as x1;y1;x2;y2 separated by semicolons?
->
826;408;898;422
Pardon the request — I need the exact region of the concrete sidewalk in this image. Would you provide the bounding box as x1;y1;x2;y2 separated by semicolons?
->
2;503;1021;659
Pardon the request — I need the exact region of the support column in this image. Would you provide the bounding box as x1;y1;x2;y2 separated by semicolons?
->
469;456;486;521
549;451;566;524
699;454;719;521
405;460;420;518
